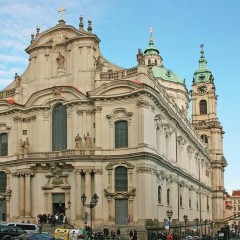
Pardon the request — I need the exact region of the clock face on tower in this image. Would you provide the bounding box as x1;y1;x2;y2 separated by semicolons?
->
197;85;207;93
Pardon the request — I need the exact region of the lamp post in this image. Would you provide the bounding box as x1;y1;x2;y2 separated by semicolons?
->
195;218;199;236
58;200;71;228
183;215;188;237
166;210;173;233
81;193;99;239
204;219;208;236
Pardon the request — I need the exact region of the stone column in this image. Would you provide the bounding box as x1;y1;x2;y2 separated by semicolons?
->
171;175;178;220
84;171;92;219
94;170;103;221
94;106;102;149
107;197;114;221
6;196;10;221
75;170;82;219
44;192;49;215
67;107;73;149
19;173;25;217
25;173;31;217
129;196;134;223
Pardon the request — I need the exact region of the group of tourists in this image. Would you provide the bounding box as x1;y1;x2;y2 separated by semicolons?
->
37;212;67;227
152;231;174;240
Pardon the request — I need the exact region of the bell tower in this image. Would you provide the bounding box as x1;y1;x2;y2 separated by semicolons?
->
191;44;227;221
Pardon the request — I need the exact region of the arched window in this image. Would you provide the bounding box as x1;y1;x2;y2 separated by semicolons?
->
115;121;128;148
52;103;67;151
115;166;128;192
167;189;170;205
155;60;157;66
189;197;192;208
158;186;162;204
0;171;6;193
0;133;8;156
201;134;208;143
199;100;207;114
148;59;151;66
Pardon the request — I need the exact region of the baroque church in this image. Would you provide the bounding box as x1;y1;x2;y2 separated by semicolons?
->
0;15;227;235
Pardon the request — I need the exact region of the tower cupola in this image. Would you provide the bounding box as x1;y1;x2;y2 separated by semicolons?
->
144;28;163;68
192;44;214;85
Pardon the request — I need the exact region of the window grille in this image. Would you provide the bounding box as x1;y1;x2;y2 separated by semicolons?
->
0;133;8;156
115;121;128;148
52;104;67;151
115;166;128;192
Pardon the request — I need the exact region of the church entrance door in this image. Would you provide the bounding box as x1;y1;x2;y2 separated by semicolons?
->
115;199;128;225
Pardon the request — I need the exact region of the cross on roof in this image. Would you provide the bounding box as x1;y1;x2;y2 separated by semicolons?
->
58;6;65;20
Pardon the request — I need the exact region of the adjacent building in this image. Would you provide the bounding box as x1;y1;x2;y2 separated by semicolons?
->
0;16;226;234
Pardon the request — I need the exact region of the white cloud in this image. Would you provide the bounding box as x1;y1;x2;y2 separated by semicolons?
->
0;54;28;63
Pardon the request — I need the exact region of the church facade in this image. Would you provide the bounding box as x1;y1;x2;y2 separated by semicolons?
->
0;16;226;233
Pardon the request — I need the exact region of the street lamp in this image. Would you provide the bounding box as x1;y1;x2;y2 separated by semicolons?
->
166;210;173;233
204;219;208;236
81;193;99;239
183;215;188;237
195;218;199;236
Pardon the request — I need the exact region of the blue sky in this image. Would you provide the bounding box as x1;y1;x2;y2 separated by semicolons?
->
0;0;239;194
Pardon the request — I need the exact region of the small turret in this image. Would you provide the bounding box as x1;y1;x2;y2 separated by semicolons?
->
79;15;84;32
144;27;163;68
192;44;214;85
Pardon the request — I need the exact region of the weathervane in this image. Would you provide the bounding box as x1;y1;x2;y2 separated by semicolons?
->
58;6;66;20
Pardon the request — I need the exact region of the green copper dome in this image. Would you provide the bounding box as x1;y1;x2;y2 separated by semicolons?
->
152;66;185;84
144;33;159;56
193;44;214;85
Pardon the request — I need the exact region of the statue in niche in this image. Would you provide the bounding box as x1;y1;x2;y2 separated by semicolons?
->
56;52;65;67
84;132;92;149
136;48;144;65
75;134;82;149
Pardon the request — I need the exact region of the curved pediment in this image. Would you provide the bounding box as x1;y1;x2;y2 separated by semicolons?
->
26;23;100;53
88;80;144;99
25;86;89;107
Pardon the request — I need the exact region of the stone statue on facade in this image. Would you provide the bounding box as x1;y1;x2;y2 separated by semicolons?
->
19;139;25;154
19;138;30;154
137;48;144;65
94;56;104;71
56;52;65;67
15;73;22;87
24;138;30;152
84;132;92;149
75;134;82;149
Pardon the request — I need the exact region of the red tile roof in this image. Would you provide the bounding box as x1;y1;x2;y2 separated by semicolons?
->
232;190;240;196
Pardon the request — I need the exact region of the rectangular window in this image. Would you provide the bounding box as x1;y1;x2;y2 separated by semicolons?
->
23;130;27;135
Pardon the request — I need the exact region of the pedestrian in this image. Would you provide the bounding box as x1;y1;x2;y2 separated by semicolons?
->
2;212;6;222
111;228;116;239
117;227;121;240
133;230;137;240
167;233;173;240
129;229;133;240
